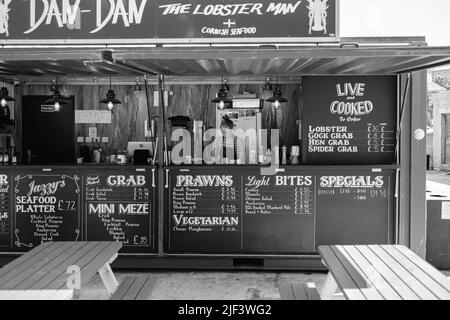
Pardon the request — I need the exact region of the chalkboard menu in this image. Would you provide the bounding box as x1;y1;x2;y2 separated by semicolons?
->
167;167;396;254
84;170;155;253
303;76;398;165
13;173;81;250
242;172;315;253
0;174;10;249
167;169;242;253
315;170;395;247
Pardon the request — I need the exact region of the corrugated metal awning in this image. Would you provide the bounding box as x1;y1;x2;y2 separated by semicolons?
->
0;38;449;78
111;45;450;76
0;49;144;76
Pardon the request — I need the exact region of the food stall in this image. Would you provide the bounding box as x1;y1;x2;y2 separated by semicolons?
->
0;0;449;270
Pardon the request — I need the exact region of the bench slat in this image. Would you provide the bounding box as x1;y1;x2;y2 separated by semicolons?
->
4;242;84;290
45;242;111;290
381;246;450;299
123;277;150;300
303;283;321;300
319;246;360;290
110;277;136;300
339;246;401;300
75;242;122;289
393;246;450;293
331;246;369;288
343;289;368;300
0;243;51;277
111;277;157;300
368;245;438;300
355;246;420;300
135;277;157;300
291;283;308;300
0;242;66;289
26;242;101;290
334;246;384;300
278;282;294;300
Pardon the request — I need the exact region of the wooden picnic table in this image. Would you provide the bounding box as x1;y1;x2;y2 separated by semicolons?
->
319;245;450;300
0;241;122;300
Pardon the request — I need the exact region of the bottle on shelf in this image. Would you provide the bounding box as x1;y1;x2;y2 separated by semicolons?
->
3;149;9;165
92;139;101;164
12;152;17;165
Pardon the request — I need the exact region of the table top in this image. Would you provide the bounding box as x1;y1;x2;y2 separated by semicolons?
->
319;245;450;300
0;241;122;291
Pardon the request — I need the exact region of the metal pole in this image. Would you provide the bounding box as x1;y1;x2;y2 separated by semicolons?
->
157;74;165;255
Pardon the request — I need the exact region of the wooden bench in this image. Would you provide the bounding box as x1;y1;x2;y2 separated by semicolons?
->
0;241;122;300
278;282;321;300
319;245;450;300
110;276;157;300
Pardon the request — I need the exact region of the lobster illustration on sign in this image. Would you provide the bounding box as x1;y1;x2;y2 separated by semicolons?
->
0;0;11;37
307;0;329;35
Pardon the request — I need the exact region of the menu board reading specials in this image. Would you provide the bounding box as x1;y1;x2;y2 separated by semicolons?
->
84;170;155;253
13;173;81;250
0;174;11;249
315;171;396;247
303;76;398;165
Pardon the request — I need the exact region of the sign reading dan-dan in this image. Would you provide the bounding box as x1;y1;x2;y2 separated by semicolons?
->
0;0;338;43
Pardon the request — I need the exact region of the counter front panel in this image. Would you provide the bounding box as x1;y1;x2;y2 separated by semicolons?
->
0;166;157;253
165;166;396;254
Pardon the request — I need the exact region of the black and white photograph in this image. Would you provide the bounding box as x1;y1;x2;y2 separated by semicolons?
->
0;0;449;311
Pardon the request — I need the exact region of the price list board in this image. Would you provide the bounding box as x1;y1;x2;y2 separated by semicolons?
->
303;76;398;165
315;170;396;248
167;169;242;253
84;170;156;253
242;170;316;253
12;172;81;251
167;168;317;254
0;174;11;249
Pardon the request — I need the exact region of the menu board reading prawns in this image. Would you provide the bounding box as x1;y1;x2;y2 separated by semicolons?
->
84;170;155;253
168;170;242;253
303;76;398;165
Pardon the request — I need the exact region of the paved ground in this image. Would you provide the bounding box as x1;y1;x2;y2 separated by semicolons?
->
427;170;450;186
78;271;328;300
78;269;450;300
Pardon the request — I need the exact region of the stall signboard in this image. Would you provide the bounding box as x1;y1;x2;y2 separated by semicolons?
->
12;172;82;251
303;76;398;165
166;167;395;254
84;170;156;253
0;0;339;44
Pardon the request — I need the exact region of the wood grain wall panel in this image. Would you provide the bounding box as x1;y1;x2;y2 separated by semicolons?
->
15;83;302;160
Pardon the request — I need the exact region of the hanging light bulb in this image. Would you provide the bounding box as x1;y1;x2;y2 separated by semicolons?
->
266;77;288;109
273;100;281;109
263;77;273;91
223;79;230;93
54;101;61;112
133;78;142;92
211;74;232;109
43;78;68;112
0;82;15;108
100;76;122;111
